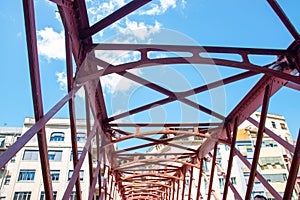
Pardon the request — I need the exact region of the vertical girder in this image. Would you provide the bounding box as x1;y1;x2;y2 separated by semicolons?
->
0;1;298;200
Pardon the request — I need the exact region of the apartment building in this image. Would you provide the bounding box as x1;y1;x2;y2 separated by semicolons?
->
238;112;297;200
0;126;22;198
147;112;297;199
0;112;297;199
0;118;91;200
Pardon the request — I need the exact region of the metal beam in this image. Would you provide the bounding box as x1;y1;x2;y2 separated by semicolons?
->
0;88;76;168
188;165;194;200
23;0;53;199
267;0;299;40
196;158;203;200
181;168;186;200
66;26;82;200
245;84;271;200
207;143;218;200
62;121;97;200
235;149;282;200
80;0;151;39
283;129;300;199
222;117;238;200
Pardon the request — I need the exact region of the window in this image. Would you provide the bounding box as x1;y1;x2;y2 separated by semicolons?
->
217;147;221;157
50;132;64;142
216;158;222;168
203;161;209;172
23;150;39;160
48;150;62;161
264;173;288;182
40;192;57;200
68;170;84;181
50;170;60;181
185;173;190;186
246;148;253;152
280;123;287;130
231;177;236;184
13;192;31;200
11;155;16;163
18;170;35;181
204;180;208;194
76;132;86;142
271;121;276;129
219;177;224;192
70;151;82;161
225;145;230;151
4;175;11;185
69;192;76;200
283;174;287;181
0;137;5;147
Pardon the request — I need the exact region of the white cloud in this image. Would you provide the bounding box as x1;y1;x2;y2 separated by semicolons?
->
55;71;67;90
117;19;161;40
37;27;65;61
139;0;177;15
87;0;126;25
100;68;143;94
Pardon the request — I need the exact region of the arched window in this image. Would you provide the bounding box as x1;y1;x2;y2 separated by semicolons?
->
50;132;65;142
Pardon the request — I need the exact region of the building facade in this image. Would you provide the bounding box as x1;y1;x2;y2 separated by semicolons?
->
0;126;22;198
0;113;297;200
147;112;297;199
0;118;91;200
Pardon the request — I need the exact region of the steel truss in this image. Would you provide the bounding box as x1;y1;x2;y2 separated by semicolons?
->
0;0;299;200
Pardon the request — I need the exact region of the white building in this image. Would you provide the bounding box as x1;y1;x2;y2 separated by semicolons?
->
0;126;22;198
238;112;297;200
0;112;297;199
147;112;297;199
0;118;90;200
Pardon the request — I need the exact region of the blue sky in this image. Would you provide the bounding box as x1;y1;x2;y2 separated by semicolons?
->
0;0;299;139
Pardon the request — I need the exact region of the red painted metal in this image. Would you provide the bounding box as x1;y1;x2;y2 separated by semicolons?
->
108;172;113;199
235;149;282;199
196;158;203;200
187;165;194;200
181;168;186;200
245;84;271;200
172;180;175;199
6;0;300;199
62;121;97;200
82;47;299;85
207;143;218;200
248;117;295;152
88;160;101;200
283;129;300;199
106;70;257;123
0;88;76;168
80;0;150;39
85;90;94;189
267;0;299;40
222;117;238;200
48;0;73;8
106;168;110;200
66;26;82;200
285;81;300;91
109;122;222;127
215;163;243;200
22;0;53;199
176;179;180;200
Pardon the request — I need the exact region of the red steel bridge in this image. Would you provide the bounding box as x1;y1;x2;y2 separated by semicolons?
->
0;0;300;199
